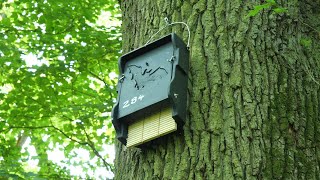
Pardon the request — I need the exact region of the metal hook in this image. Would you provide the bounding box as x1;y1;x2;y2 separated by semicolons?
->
119;74;125;82
164;17;170;25
145;17;191;48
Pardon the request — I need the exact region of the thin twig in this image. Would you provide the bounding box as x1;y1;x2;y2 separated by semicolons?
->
88;71;114;99
82;126;114;171
298;19;320;34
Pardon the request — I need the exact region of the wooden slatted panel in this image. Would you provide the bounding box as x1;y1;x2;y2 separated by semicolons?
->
142;112;160;142
127;107;177;147
159;107;177;136
126;120;144;147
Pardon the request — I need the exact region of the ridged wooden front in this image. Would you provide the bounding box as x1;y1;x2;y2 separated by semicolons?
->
127;107;177;147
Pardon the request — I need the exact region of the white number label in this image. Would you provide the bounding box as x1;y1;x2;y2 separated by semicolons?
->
131;97;137;104
138;95;144;101
123;100;130;108
122;95;145;109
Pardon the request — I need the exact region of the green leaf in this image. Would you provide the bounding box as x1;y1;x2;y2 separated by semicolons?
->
300;38;312;47
246;1;278;18
273;7;288;14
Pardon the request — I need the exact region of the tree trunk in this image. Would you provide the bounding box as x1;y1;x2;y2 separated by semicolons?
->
115;0;320;179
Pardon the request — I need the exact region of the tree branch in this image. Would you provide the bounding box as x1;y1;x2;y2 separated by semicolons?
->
1;118;113;172
82;126;114;171
1;123;88;146
49;120;88;145
88;71;114;99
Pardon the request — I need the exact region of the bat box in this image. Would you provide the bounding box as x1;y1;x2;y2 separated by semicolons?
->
112;33;189;147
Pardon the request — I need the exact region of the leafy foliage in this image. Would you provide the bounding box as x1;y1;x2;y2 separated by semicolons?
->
0;0;120;178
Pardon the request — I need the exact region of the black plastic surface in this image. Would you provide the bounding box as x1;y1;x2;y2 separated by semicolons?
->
112;33;189;146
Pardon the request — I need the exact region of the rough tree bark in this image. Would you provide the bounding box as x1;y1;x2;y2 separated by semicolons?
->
114;0;320;179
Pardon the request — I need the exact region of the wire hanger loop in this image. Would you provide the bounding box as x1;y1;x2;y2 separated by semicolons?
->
145;17;191;48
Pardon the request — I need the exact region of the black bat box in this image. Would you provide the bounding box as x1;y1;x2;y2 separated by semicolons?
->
112;33;189;147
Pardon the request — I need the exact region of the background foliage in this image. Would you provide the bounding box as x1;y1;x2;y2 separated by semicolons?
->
0;0;120;179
